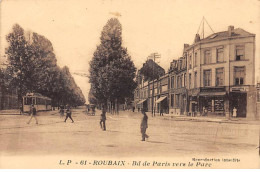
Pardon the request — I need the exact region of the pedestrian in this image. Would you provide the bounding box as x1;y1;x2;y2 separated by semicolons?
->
132;106;135;112
59;105;65;118
27;104;38;124
92;106;95;116
64;105;74;123
19;104;23;115
100;107;106;131
202;106;206;116
140;109;149;141
232;107;237;117
160;107;163;116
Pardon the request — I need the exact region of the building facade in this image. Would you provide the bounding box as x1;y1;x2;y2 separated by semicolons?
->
186;26;256;118
134;26;257;119
168;56;188;116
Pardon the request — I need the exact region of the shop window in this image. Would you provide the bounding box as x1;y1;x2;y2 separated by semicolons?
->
216;48;224;62
234;66;245;85
204;50;211;64
203;69;211;87
216;68;224;86
236;45;244;61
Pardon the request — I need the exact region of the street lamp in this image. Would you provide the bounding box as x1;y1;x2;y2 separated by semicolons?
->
148;53;161;117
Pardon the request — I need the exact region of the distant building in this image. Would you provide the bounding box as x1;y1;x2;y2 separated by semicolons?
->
168;55;188;116
134;60;165;112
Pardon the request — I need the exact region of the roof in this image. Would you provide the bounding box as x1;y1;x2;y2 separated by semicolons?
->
200;28;255;43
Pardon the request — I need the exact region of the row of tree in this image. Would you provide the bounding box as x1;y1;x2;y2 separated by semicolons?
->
89;18;136;112
2;24;85;106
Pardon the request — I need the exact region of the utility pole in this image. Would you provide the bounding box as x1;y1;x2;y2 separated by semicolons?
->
148;53;161;117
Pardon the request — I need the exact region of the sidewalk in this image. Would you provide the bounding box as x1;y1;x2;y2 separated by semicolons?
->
0;109;21;115
0;109;59;116
146;112;260;125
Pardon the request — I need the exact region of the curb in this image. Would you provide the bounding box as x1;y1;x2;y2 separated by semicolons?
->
0;113;22;115
164;116;259;125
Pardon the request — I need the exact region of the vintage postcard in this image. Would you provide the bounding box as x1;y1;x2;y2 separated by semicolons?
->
0;0;259;169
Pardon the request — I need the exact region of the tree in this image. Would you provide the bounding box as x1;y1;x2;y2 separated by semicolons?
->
5;24;33;102
5;24;85;106
89;18;136;112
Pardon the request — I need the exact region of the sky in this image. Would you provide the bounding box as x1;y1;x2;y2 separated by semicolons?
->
1;0;260;103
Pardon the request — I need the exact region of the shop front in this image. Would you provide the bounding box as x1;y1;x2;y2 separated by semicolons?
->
229;86;251;118
155;95;169;114
188;88;200;116
198;88;227;116
137;99;147;112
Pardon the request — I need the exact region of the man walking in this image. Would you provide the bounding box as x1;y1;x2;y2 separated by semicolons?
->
140;109;149;141
100;107;106;131
64;105;74;123
27;104;38;124
59;105;65;118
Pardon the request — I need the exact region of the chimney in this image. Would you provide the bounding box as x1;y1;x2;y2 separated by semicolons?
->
228;25;234;36
194;34;201;43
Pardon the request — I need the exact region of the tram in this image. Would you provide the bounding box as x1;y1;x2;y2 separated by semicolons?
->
23;93;52;112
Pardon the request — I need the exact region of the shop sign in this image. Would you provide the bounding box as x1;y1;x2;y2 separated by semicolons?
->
231;86;248;92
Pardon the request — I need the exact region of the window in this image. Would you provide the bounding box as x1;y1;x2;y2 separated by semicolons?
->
204;70;211;87
176;94;180;107
194;52;197;67
204;50;211;64
184;73;186;87
177;76;180;88
189;55;192;69
189;73;192;89
234;66;245;85
171;94;174;107
180;75;183;88
216;48;224;62
236;45;244;61
171;76;174;88
25;97;32;105
194;72;197;88
216;68;224;86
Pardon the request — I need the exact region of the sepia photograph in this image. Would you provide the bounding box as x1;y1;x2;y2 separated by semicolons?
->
0;0;260;169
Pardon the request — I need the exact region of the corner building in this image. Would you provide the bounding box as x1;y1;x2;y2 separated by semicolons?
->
185;26;256;118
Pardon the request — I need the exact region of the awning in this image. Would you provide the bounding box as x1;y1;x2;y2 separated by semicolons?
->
155;96;167;103
137;99;147;105
199;92;226;97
